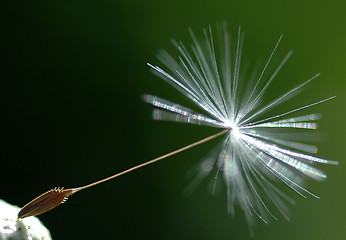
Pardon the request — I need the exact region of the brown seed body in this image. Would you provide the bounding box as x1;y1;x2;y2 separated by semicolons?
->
18;188;74;219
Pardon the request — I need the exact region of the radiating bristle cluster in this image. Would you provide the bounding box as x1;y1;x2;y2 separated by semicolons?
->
146;23;337;227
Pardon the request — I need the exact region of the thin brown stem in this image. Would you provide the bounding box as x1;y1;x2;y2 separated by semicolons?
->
18;129;229;219
73;128;229;192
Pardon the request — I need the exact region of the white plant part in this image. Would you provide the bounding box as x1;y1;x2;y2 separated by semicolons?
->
0;199;52;240
145;24;337;228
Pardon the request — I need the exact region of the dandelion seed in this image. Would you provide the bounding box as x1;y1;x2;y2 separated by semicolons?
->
145;23;337;228
17;24;337;234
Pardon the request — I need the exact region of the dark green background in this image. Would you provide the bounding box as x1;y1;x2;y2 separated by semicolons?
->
1;0;345;239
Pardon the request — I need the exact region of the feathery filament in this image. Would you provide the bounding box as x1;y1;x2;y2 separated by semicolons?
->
146;23;337;227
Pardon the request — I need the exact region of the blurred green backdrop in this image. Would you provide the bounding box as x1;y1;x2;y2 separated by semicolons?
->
1;0;345;239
